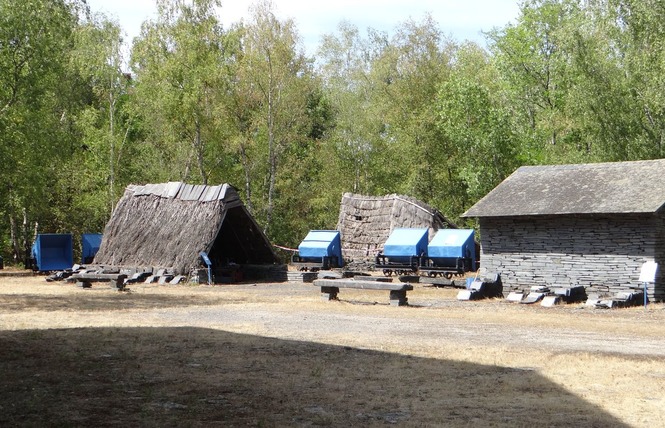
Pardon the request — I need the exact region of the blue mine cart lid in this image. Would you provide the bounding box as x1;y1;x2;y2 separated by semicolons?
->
297;230;343;261
428;229;475;260
383;228;429;257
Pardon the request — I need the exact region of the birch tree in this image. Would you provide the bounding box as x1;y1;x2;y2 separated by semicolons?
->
239;0;315;236
130;0;232;185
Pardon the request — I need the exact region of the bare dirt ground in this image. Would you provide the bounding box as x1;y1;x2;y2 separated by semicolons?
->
1;274;664;426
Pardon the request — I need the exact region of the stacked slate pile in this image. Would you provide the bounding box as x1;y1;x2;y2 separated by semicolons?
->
287;271;318;283
457;274;503;300
586;290;645;308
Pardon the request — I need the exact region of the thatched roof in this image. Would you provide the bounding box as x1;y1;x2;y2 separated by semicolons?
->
463;159;665;218
93;182;278;274
336;193;456;264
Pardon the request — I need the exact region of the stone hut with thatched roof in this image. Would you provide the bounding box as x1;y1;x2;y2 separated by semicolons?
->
336;193;456;267
93;182;279;279
462;159;665;301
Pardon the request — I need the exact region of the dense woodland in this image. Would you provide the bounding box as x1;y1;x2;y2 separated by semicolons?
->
1;0;664;264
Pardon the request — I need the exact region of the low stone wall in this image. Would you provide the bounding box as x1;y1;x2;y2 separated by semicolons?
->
479;214;665;301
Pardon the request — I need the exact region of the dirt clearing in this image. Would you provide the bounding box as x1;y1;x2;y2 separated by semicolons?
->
1;276;664;426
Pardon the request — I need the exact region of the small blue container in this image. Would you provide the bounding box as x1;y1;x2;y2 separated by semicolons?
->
81;233;103;264
382;228;429;263
428;229;477;271
32;234;73;271
297;230;344;267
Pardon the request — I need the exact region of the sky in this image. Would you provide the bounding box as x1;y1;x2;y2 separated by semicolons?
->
85;0;521;57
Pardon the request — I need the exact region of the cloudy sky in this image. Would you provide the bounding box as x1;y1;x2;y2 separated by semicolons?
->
86;0;521;55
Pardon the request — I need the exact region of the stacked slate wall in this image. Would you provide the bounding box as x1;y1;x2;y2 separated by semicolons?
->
657;213;665;300
479;214;665;301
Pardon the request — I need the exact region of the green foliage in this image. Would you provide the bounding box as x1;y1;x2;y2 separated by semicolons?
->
437;69;520;207
489;0;665;164
130;0;234;186
233;0;326;241
2;0;665;257
0;0;84;260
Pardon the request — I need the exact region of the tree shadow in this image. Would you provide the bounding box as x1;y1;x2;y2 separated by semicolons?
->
0;327;627;427
0;294;235;312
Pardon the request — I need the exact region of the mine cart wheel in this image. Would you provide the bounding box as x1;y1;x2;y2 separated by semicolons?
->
383;269;393;277
427;272;436;277
444;272;453;279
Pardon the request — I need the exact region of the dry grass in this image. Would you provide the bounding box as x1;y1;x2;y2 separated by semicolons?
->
1;275;664;426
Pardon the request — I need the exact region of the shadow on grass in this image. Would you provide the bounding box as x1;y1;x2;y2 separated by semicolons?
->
0;327;627;427
0;294;232;312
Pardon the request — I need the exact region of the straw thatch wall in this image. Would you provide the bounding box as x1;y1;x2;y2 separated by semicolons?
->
336;193;456;266
94;182;277;275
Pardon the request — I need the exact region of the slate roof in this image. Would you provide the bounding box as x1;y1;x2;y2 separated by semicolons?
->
462;159;665;218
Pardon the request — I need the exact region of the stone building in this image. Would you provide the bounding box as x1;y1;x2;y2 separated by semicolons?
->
462;159;665;301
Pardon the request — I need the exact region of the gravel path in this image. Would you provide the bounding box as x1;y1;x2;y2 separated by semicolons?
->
137;283;665;358
3;280;665;358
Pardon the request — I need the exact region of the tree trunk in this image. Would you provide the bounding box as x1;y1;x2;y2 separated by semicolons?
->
9;208;32;266
22;209;29;267
9;214;20;264
265;56;276;235
194;120;207;185
240;141;253;213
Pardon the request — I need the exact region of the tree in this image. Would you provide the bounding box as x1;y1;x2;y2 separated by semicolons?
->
69;12;133;218
238;0;319;239
436;43;522;215
367;15;456;201
489;0;583;161
130;0;233;186
489;0;665;163
0;0;83;263
317;21;380;195
573;0;665;160
318;16;467;218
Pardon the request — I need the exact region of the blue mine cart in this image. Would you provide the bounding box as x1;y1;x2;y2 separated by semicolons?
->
31;233;74;272
375;228;429;276
81;233;103;264
420;229;477;278
291;230;344;271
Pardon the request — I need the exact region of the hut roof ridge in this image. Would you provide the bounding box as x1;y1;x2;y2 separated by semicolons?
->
126;182;239;203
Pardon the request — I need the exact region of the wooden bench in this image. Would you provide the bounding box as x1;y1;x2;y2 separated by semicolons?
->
68;273;128;290
313;278;413;306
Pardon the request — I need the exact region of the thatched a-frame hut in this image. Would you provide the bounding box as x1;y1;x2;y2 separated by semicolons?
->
336;193;456;266
93;182;278;275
